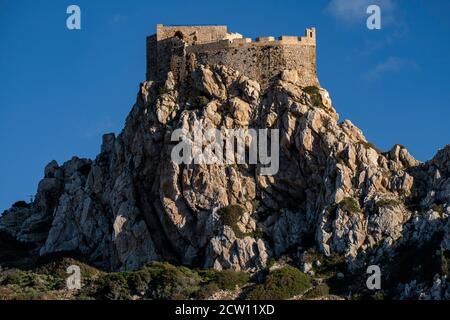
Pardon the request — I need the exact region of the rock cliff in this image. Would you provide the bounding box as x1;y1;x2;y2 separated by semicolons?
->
1;64;449;299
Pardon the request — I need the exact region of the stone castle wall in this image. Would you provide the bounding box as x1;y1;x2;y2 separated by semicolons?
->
146;25;318;88
155;24;228;45
186;38;318;88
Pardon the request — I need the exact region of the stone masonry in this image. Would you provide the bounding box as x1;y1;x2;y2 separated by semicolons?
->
146;24;319;89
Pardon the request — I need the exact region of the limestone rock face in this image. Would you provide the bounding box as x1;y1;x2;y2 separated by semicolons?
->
0;64;449;297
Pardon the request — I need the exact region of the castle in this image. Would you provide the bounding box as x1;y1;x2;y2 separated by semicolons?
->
146;24;319;88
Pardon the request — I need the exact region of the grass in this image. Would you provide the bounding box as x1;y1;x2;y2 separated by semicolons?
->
247;266;311;300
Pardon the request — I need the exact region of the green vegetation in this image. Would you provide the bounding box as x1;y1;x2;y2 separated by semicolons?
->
156;85;170;95
302;283;330;299
339;197;360;213
301;248;346;278
191;95;210;109
249;228;265;239
96;272;135;300
0;259;252;300
327;197;360;218
297;248;350;297
303;86;324;108
0;269;62;300
196;268;250;299
195;282;220;299
247;266;311;300
370;291;385;300
94;264;251;300
218;204;246;238
432;204;445;215
217;204;266;239
214;269;250;290
149;264;201;299
375;199;400;209
94;262;203;300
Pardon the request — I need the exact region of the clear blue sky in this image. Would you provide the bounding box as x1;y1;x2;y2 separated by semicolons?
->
1;0;449;211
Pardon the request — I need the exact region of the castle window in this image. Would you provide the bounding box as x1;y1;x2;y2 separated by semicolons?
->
174;31;184;40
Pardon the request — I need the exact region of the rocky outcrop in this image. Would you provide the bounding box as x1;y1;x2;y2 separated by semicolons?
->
0;63;449;298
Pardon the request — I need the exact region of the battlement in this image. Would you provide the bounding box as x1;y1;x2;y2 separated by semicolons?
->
251;28;316;45
186;28;316;53
146;24;319;88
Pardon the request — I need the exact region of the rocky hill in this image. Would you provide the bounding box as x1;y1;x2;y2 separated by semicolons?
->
1;63;449;299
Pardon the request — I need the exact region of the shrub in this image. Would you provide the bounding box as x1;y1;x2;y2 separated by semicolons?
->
128;268;153;294
268;258;276;269
247;266;311;300
35;257;101;280
156;85;170;95
432;204;444;215
94;262;203;300
301;248;323;265
195;268;250;299
150;263;201;300
213;270;250;291
0;269;59;292
96;272;133;300
303;86;323;108
249;228;265;239
339;197;360;213
376;199;400;209
191;95;210;109
301;250;346;278
371;291;385;300
195;282;220;299
321;254;346;273
218;205;246;238
0;269;61;299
